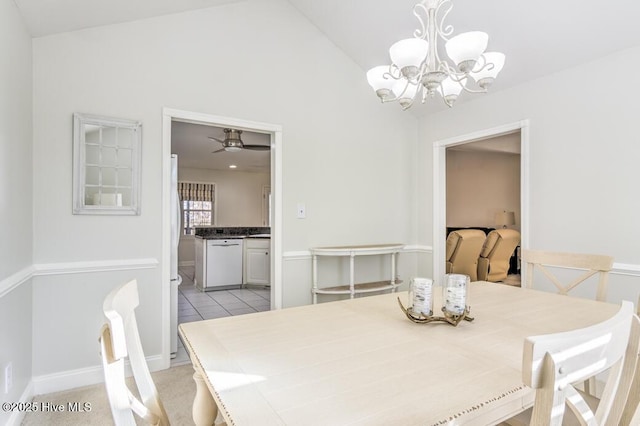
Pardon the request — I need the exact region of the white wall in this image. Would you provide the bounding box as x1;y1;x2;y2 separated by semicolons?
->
418;46;640;304
446;150;520;230
0;0;33;422
31;0;417;383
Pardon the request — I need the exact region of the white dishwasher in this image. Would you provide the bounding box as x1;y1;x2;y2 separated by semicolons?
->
205;238;244;290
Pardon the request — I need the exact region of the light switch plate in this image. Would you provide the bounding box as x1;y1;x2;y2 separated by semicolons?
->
296;203;306;219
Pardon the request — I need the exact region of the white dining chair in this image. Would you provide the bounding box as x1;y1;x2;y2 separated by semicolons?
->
521;250;614;302
99;279;170;425
619;297;640;425
522;249;616;397
507;301;640;426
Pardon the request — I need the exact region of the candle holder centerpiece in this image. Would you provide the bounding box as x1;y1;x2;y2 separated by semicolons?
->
398;274;473;326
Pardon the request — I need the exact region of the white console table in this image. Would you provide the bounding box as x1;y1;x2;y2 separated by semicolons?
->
310;243;404;304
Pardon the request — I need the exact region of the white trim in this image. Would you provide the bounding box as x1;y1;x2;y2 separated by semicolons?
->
0;266;35;298
1;259;158;298
33;258;158;275
524;262;640;278
6;381;34;426
433;120;530;285
178;260;195;267
162;108;284;371
32;355;164;396
403;245;433;253
283;250;312;261
611;263;640;277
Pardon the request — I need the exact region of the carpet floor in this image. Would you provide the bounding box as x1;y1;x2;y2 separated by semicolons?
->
21;364;214;425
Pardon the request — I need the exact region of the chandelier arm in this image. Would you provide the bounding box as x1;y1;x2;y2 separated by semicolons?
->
471;55;496;74
412;3;429;39
436;0;454;41
460;85;488;94
446;71;488;94
382;70;402;82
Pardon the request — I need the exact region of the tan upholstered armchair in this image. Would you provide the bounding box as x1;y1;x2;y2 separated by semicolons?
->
445;229;486;281
477;229;521;282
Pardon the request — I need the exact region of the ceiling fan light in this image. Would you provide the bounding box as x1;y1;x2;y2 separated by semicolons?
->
225;146;242;152
389;38;428;78
445;31;488;72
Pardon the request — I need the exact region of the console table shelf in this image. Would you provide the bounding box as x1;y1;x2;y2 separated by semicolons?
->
311;243;404;304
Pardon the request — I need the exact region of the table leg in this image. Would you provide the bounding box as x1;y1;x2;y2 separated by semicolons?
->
192;369;218;426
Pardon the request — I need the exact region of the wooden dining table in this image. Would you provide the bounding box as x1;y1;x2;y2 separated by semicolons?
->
178;281;619;426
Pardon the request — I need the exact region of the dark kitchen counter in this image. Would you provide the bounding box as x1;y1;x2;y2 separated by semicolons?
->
195;235;247;240
194;226;270;240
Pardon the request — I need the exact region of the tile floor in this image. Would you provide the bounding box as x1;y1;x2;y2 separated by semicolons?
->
172;266;271;366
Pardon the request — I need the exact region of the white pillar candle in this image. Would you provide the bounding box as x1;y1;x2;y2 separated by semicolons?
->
444;274;468;315
410;278;433;316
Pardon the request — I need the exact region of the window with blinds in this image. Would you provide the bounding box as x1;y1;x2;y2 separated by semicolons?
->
178;182;215;235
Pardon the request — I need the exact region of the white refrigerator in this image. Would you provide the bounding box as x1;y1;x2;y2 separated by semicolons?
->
170;154;183;356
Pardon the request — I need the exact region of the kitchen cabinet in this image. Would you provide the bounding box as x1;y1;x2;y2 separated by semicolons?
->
244;238;270;286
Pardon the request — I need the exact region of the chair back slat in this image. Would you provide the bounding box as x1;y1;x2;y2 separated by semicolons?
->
522;249;614;302
620;298;640;424
100;280;170;426
523;301;639;425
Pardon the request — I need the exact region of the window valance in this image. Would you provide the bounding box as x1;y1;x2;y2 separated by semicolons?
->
178;182;214;202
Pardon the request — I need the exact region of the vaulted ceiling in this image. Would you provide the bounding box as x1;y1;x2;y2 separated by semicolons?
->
16;0;640;99
14;0;640;169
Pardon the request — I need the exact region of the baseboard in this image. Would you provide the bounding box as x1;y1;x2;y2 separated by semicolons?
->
178;260;195;267
32;354;165;395
6;380;34;426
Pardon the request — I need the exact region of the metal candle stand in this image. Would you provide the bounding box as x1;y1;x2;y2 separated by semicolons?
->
397;297;474;326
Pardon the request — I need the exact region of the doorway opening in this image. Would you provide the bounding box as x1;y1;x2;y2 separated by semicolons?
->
161;108;283;367
432;120;530;286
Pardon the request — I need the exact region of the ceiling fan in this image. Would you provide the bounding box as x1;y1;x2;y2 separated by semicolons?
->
208;128;270;153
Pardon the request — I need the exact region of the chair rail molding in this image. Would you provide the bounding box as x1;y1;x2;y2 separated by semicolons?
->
0;259;159;298
609;263;640;277
33;258;159;276
0;265;35;298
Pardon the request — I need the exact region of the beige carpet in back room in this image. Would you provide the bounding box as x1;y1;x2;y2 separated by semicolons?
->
22;364;200;425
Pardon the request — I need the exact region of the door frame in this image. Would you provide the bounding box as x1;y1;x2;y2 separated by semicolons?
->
432;119;530;284
161;108;283;366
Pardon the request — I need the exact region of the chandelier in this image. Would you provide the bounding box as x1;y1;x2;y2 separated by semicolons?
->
366;0;505;110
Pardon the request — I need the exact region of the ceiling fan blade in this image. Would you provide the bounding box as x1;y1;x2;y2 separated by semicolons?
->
208;136;225;144
211;148;226;153
243;145;270;151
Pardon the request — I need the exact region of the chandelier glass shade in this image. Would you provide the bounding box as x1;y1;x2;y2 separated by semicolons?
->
366;0;505;110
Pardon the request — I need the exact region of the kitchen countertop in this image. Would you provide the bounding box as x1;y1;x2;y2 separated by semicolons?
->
195;234;270;240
